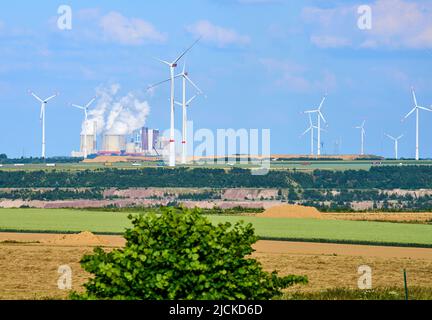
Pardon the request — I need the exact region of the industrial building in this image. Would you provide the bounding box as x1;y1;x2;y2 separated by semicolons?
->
140;128;161;154
72;126;166;157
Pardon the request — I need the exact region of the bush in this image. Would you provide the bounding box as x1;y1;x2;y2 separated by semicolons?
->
72;207;307;300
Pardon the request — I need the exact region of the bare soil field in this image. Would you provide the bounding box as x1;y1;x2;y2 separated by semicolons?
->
1;232;432;299
323;212;432;223
255;204;432;223
258;204;322;219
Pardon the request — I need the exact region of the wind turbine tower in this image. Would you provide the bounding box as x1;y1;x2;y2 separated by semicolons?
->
175;63;203;164
355;121;366;156
304;95;327;156
29;91;59;159
402;87;431;161
301;113;315;156
71;97;96;159
385;134;404;160
152;38;201;167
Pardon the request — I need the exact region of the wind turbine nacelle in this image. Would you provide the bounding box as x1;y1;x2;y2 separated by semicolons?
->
172;63;178;68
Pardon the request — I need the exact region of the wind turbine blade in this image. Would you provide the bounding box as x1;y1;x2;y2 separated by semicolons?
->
154;57;171;66
173;37;202;65
187;95;197;106
40;105;44;120
318;96;326;110
86;97;96;108
174;101;182;106
397;134;404;140
418;106;432;112
148;74;183;91
301;127;312;136
385;134;395;140
403;107;416;120
44;94;58;102
313;126;326;132
412;87;418;107
184;75;203;94
147;78;172;90
30;92;44;103
304;110;317;114
319;111;326;123
308;113;313;126
71;104;85;110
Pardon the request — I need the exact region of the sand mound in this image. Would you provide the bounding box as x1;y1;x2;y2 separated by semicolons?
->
259;204;322;219
44;231;108;246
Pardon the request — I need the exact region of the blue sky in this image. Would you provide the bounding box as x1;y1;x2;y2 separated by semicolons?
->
0;0;432;158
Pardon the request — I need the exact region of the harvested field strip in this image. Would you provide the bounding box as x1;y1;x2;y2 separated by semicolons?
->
1;241;432;299
1;209;432;247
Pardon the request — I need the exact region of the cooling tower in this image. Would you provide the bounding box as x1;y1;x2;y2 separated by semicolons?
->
80;135;96;154
102;135;127;152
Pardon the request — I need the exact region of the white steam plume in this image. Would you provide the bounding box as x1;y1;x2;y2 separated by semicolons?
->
85;84;150;136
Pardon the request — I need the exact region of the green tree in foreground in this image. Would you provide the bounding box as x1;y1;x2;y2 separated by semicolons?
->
72;207;308;300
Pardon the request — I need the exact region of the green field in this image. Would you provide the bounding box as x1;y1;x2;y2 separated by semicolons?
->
1;209;432;247
1;159;432;172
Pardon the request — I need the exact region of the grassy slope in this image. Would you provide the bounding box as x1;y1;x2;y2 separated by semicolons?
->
1;209;432;246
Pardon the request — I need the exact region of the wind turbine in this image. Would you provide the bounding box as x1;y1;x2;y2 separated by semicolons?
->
175;63;203;165
402;87;431;161
71;97;96;158
301;113;314;156
355;121;366;155
304;95;327;156
385;134;404;160
150;38;201;167
29;91;58;159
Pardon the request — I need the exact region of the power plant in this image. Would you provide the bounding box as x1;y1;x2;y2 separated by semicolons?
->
72;127;165;157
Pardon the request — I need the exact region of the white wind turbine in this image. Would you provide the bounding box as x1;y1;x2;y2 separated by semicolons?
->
304;95;327;156
29;91;59;159
402;87;432;161
157;69;203;164
71;97;96;158
150;38;201;167
385;134;404;160
301;113;315;156
175;63;203;164
355;120;366;156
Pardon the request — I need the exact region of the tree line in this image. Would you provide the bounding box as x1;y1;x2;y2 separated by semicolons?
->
0;166;432;189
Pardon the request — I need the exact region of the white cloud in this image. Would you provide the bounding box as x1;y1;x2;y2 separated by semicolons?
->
99;11;166;45
186;20;250;47
303;0;432;49
311;35;352;48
